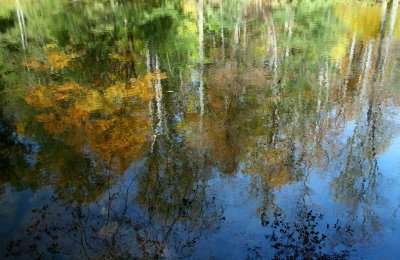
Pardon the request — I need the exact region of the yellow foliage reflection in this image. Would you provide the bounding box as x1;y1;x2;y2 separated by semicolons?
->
24;73;166;172
22;45;80;71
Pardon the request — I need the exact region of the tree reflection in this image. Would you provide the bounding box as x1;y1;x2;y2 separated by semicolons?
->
331;0;400;239
260;209;354;259
5;156;223;258
1;0;400;258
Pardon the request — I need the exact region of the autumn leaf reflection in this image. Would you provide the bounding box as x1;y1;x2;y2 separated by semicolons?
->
22;45;81;72
24;73;166;172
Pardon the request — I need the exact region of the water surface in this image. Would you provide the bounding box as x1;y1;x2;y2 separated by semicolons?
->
1;0;400;258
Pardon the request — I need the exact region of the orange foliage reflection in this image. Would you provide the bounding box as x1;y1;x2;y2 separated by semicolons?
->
25;73;166;172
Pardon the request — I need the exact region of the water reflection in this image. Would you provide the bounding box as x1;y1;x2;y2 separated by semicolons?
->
1;0;400;258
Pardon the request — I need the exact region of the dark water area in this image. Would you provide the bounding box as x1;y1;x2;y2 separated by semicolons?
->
1;0;400;258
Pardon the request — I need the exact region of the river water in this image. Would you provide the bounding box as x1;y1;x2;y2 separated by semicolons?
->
1;0;400;258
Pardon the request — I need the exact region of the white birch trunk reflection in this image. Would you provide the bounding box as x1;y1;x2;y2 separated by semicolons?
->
155;55;165;136
343;34;357;100
380;0;399;86
198;0;205;129
359;41;374;106
220;2;225;60
16;0;27;50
